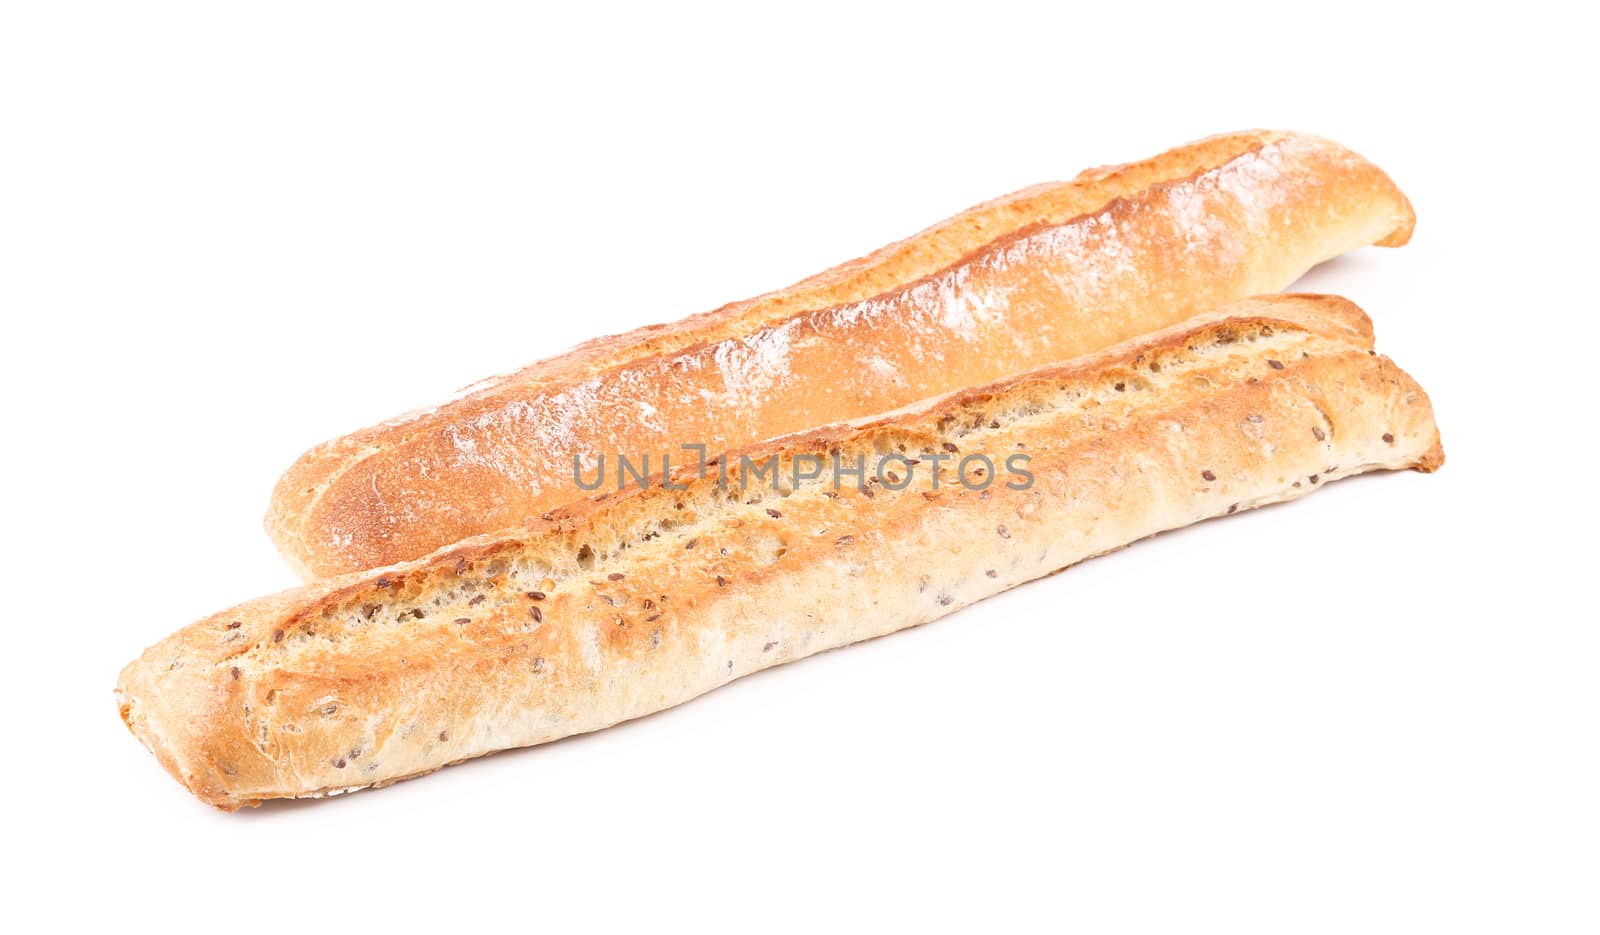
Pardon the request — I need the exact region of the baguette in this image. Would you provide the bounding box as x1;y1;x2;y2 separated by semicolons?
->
122;294;1442;809
267;130;1415;578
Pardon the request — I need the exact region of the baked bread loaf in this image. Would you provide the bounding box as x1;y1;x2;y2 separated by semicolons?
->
123;294;1442;809
267;131;1415;579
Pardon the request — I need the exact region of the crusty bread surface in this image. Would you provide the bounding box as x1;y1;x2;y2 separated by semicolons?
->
124;294;1442;809
268;131;1415;578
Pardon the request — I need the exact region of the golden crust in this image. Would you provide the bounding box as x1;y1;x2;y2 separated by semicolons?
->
125;294;1442;809
267;130;1415;578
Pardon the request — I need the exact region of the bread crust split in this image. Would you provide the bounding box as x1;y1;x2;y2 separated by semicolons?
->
267;130;1416;578
122;294;1442;810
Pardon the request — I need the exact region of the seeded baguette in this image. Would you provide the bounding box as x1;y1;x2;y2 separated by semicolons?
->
123;294;1441;809
268;130;1415;578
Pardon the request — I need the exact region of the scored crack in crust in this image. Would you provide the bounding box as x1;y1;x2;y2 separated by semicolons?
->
122;294;1443;809
267;130;1416;578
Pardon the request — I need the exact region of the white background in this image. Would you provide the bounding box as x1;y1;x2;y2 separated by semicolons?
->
4;2;1595;931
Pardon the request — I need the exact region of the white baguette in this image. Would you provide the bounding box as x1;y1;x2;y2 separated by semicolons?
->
267;130;1415;578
